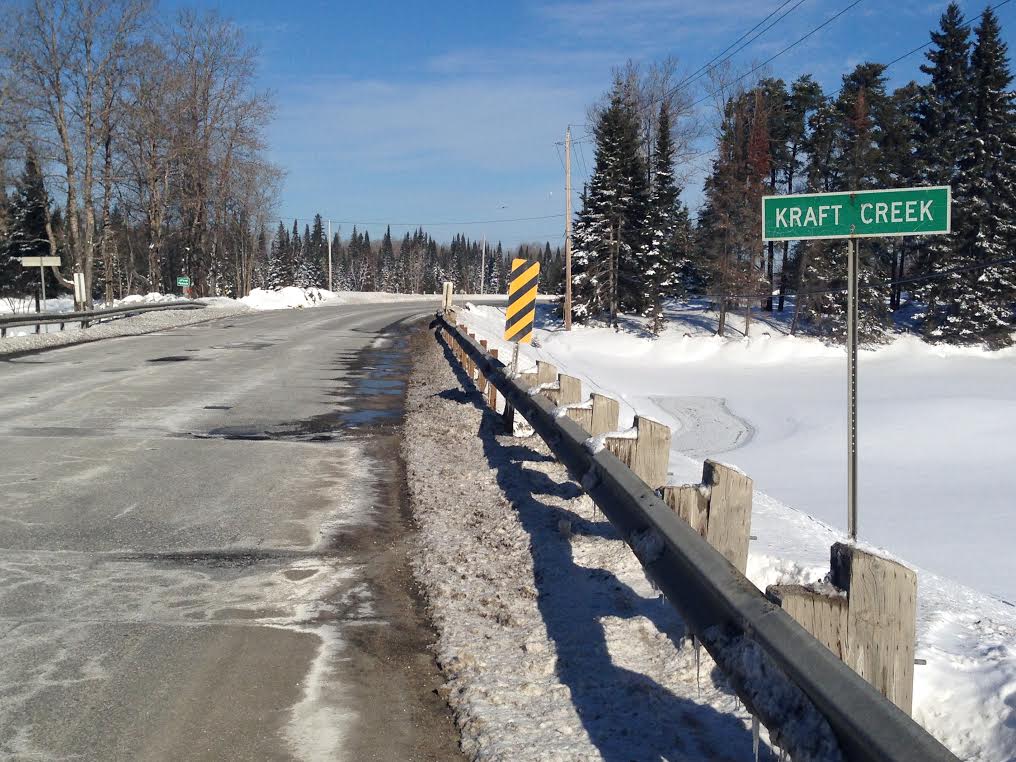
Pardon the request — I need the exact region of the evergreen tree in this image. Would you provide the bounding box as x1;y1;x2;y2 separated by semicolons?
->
642;103;686;333
266;221;288;289
571;77;648;325
800;64;895;342
939;8;1016;344
1;148;54;302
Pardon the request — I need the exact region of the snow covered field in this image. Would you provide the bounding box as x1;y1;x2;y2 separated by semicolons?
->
455;300;1016;761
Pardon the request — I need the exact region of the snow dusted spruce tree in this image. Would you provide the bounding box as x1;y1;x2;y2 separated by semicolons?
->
799;64;900;343
571;76;648;327
697;87;771;336
1;149;55;303
266;222;289;290
642;103;690;334
912;3;974;329
924;7;1016;345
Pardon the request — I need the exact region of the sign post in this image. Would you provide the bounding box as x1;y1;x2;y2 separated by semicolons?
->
17;256;61;314
762;186;951;541
177;276;191;297
504;257;540;380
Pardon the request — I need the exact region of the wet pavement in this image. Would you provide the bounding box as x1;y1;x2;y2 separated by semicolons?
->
0;303;461;760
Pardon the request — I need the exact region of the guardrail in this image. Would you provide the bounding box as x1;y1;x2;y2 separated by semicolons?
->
0;300;204;338
435;311;956;762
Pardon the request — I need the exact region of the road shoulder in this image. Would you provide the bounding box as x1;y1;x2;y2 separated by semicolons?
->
402;325;763;761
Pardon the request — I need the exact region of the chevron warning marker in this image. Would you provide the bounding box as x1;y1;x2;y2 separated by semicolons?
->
504;258;539;344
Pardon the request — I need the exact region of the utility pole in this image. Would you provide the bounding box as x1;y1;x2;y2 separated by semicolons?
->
327;219;333;292
564;126;573;330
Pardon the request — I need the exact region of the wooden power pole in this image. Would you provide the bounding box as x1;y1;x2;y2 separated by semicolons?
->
564;126;573;330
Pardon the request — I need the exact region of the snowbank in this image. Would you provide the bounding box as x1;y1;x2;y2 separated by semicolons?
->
455;300;1016;761
239;286;339;310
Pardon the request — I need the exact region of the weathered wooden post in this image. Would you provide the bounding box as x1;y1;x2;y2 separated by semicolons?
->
589;393;620;436
487;348;498;410
661;460;752;575
662;484;709;537
832;543;917;714
465;333;476;380
701;460;752;575
766;585;848;660
477;339;489;394
536;361;557;385
767;542;917;715
545;374;582;406
604;416;671;489
564;401;594;432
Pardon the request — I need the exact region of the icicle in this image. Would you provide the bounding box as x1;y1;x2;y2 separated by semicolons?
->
752;715;760;762
693;635;701;697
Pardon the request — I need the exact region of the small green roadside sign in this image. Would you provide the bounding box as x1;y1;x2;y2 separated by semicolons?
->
177;276;191;287
762;185;950;242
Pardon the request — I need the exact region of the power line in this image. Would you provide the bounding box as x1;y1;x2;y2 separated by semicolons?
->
687;0;863;111
663;0;808;103
821;0;1013;105
276;213;565;228
569;0;809;144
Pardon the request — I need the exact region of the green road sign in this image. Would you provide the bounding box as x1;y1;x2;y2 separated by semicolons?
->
177;276;191;287
762;186;950;242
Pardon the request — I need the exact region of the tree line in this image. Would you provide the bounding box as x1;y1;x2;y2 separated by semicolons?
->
573;4;1016;346
262;215;564;296
0;0;279;306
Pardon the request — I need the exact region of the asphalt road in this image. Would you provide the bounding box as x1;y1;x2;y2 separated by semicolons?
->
0;302;463;760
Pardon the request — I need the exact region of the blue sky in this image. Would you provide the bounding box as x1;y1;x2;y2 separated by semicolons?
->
163;0;1015;246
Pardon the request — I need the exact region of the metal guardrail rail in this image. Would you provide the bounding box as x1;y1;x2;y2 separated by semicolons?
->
0;300;204;338
436;312;957;762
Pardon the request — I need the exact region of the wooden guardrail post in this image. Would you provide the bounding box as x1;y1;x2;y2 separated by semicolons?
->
565;403;593;431
663;484;710;536
832;543;917;715
701;460;752;575
465;332;477;380
766;585;848;660
662;460;752;574
477;340;488;394
589;393;619;436
545;373;582;406
768;543;917;715
604;415;671;489
487;348;498;410
536;361;557;385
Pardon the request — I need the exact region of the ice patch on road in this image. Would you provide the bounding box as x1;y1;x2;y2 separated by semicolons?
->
283;626;355;761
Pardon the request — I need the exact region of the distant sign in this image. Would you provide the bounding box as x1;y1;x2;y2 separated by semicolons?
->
762;186;951;241
177;276;191;287
18;256;61;267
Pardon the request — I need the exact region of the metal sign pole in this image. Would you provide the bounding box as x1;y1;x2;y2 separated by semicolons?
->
40;263;46;308
847;236;858;541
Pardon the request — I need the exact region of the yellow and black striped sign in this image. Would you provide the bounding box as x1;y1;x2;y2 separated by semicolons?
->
504;258;539;343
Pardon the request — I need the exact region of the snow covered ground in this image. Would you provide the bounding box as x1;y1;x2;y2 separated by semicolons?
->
455;299;1016;761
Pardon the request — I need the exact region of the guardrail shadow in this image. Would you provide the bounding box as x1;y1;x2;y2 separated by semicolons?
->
434;329;767;761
